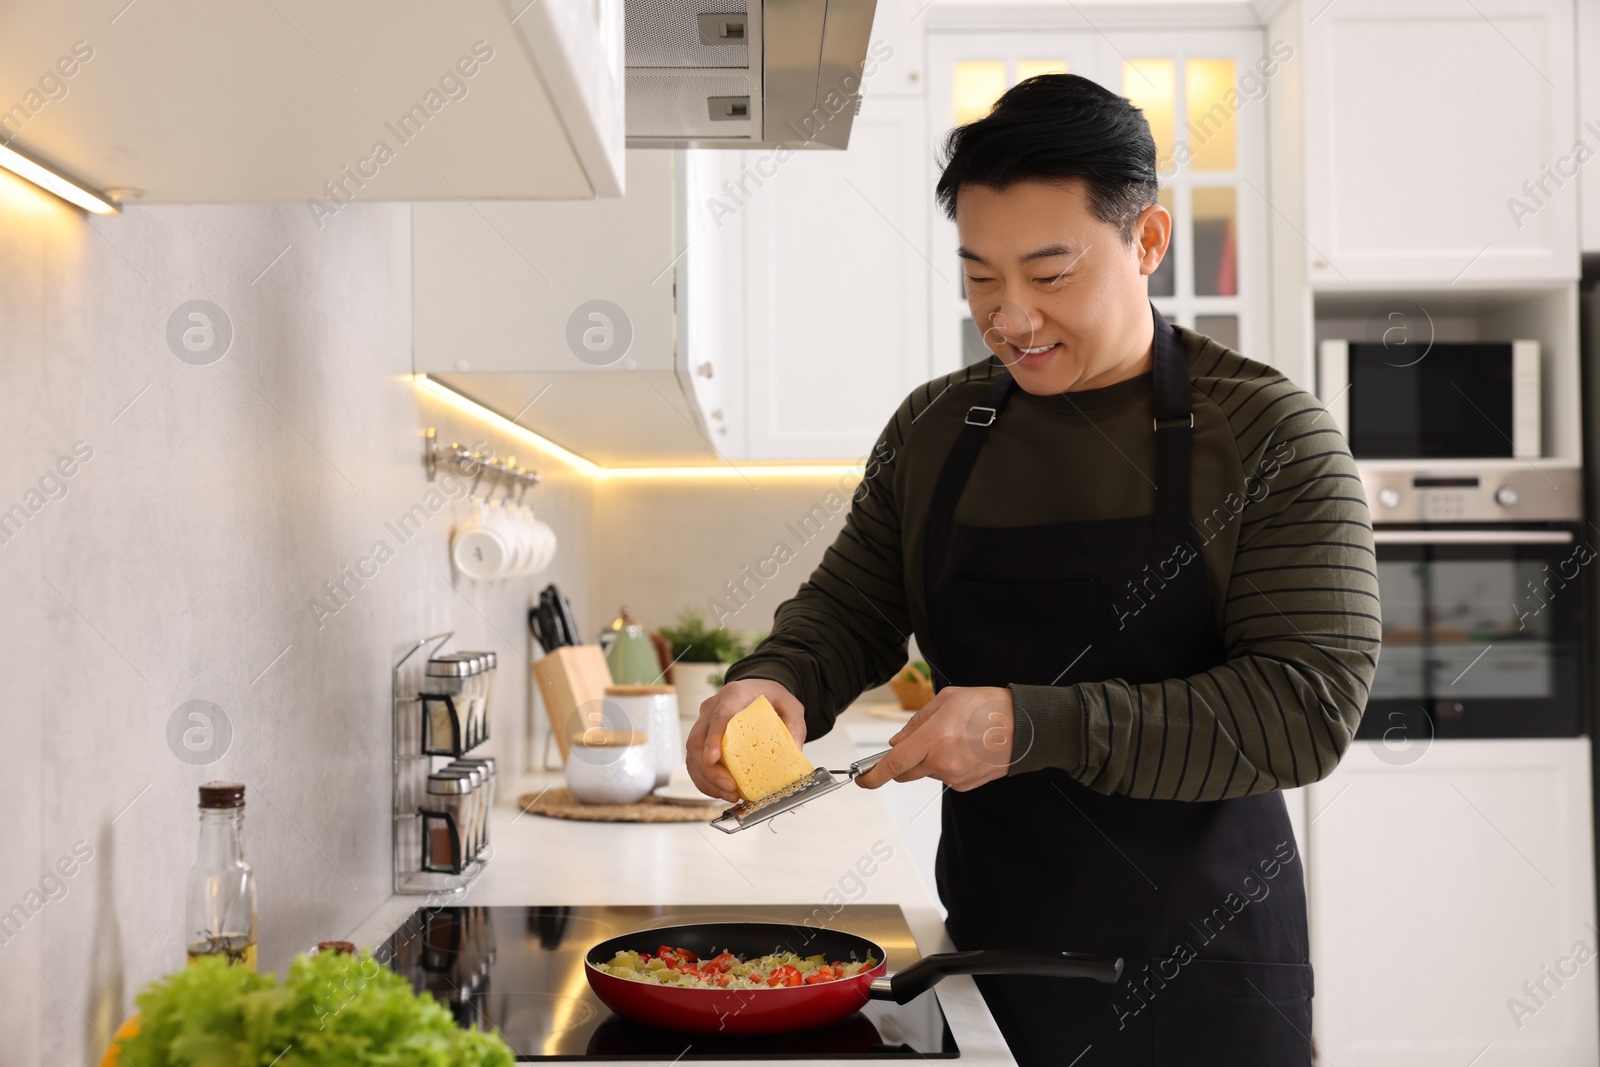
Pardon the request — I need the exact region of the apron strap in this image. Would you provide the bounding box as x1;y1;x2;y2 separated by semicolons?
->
1150;306;1194;517
926;368;1017;536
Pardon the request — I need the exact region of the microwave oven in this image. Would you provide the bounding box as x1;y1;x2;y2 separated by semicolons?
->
1318;339;1540;460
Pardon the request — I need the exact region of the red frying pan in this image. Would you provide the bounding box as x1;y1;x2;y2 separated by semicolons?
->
584;921;1123;1036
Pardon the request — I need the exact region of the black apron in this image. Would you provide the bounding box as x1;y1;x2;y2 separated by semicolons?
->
921;309;1313;1066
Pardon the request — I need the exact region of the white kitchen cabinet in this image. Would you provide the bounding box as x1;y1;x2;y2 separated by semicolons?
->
1306;738;1598;1066
740;93;933;460
862;0;929;98
414;150;680;376
1578;0;1600;253
413;150;737;466
1302;0;1578;284
2;0;625;202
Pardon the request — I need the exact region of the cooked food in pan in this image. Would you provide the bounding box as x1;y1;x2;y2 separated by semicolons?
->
594;944;878;990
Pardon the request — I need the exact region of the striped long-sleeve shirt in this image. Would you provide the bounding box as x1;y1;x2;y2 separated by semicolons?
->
723;324;1380;801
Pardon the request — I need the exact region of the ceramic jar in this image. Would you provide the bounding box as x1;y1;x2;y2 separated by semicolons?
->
565;729;654;804
605;684;682;788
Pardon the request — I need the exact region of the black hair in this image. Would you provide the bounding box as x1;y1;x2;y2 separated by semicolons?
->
934;73;1159;243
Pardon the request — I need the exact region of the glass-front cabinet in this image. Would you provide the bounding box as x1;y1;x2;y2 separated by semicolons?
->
927;29;1271;373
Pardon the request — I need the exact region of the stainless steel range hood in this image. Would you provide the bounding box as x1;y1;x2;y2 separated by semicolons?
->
624;0;879;150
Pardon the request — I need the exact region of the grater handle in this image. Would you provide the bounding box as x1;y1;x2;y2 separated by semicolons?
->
847;749;892;778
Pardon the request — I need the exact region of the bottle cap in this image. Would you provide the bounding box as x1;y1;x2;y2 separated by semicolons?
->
316;940;356;955
437;652;484;676
198;782;246;809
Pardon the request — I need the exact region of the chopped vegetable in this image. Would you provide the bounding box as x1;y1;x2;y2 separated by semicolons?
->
594;946;878;990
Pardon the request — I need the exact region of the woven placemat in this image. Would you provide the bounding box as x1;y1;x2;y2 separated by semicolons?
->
517;787;722;823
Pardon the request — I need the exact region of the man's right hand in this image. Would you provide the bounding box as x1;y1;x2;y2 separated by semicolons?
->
684;678;807;803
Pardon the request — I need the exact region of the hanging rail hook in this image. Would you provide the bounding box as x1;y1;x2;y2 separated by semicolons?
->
466;446;489;498
422;428;541;491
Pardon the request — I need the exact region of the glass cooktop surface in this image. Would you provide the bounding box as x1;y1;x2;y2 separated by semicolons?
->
377;904;960;1060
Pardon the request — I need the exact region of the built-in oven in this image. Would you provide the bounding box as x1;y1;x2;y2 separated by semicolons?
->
1362;464;1587;741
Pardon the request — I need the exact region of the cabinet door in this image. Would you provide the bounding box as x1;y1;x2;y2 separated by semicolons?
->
1303;0;1578;283
679;148;745;452
743;94;931;460
413;150;680;374
1307;739;1598;1066
860;0;927;99
1578;0;1600;253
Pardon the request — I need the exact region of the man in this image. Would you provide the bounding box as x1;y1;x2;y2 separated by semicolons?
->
687;73;1378;1065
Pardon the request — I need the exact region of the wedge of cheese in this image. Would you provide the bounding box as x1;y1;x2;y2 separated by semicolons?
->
721;696;813;802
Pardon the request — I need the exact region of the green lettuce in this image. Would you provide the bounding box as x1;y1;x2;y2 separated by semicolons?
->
116;951;514;1066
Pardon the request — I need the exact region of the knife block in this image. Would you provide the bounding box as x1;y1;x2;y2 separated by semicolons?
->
532;644;613;762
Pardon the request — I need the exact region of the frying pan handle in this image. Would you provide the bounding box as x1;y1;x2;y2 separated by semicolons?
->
872;949;1124;1003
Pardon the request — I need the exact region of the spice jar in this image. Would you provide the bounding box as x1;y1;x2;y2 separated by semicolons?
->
439;653;490;748
448;757;495;859
421;657;471;754
438;766;482;859
461;653;487;748
477;651;497;744
436;654;480;749
421;773;471;872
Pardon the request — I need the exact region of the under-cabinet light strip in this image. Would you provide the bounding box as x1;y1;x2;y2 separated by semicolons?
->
414;373;863;481
0;141;118;215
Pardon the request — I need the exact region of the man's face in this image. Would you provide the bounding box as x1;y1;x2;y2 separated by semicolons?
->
955;178;1169;395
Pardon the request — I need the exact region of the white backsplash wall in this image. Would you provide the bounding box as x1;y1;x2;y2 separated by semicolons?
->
591;476;916;688
0;176;592;1066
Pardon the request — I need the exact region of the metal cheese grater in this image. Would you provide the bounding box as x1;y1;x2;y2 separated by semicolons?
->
710;749;891;833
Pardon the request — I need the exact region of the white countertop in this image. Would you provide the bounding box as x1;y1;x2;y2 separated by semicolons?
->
345;704;1015;1064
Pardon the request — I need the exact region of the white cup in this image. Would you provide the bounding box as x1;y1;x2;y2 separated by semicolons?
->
452;499;510;580
565;729;654;804
530;514;557;574
515;502;543;576
499;500;531;577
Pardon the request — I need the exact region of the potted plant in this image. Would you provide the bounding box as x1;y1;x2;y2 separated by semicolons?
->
889;660;934;710
657;611;749;718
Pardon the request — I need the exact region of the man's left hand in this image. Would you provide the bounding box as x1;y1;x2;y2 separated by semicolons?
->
854;685;1015;792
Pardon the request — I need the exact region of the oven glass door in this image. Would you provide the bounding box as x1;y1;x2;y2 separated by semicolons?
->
1365;525;1585;740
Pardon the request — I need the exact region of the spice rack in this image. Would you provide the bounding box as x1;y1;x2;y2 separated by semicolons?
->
393;631;495;895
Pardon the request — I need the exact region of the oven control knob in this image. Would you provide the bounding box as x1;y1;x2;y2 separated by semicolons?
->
1495;486;1519;509
1376;487;1401;509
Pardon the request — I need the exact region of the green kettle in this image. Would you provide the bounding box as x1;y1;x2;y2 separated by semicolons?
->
601;606;661;685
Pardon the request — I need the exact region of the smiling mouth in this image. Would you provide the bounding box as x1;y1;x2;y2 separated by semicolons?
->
1004;340;1060;362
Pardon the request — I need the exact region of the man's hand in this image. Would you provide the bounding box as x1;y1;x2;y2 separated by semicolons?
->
685;678;807;803
855;686;1015;792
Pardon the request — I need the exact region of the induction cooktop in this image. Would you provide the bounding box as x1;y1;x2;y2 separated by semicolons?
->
376;904;960;1060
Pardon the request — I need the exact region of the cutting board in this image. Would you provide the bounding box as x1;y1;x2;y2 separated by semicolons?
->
532;645;612;761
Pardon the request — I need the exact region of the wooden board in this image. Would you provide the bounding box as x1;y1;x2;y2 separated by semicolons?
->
532;645;613;761
517;788;720;823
